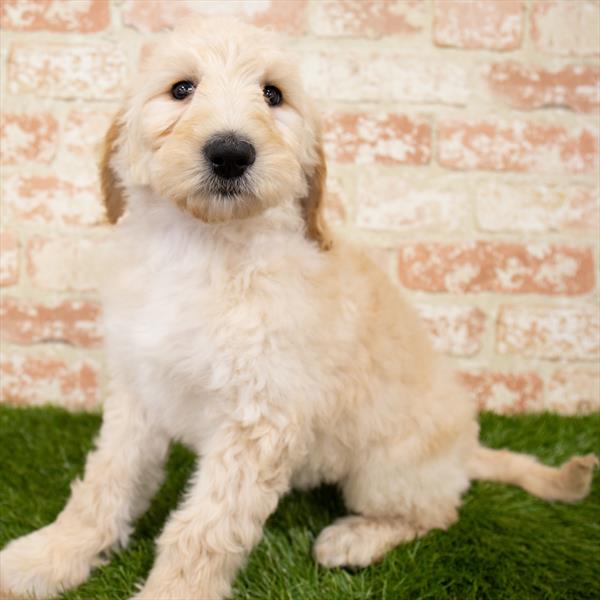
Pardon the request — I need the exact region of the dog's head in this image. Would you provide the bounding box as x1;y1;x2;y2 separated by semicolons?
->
102;18;330;249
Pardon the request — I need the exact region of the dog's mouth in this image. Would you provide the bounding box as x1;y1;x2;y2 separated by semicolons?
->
204;175;249;199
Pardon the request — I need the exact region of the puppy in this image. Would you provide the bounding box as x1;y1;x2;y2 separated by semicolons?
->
1;18;597;600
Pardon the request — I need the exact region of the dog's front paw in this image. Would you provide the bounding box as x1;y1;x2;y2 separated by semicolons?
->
0;526;95;599
131;581;227;600
130;581;198;600
131;566;230;600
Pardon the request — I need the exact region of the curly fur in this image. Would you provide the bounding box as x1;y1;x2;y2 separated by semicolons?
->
1;18;597;600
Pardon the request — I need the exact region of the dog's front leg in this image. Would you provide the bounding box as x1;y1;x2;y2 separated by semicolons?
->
132;418;299;600
0;389;169;599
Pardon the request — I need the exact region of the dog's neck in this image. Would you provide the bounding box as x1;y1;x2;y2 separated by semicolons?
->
119;185;312;254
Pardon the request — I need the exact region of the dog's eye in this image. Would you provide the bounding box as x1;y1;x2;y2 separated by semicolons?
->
171;80;195;100
263;85;282;107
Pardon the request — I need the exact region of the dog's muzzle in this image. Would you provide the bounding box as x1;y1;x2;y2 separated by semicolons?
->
203;133;256;181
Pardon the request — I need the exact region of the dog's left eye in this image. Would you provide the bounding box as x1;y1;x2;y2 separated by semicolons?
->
263;85;282;107
171;80;196;100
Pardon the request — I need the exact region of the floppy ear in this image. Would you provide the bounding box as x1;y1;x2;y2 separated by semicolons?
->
100;113;126;224
300;141;332;251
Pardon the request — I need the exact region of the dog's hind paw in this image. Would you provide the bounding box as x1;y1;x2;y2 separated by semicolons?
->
314;515;416;569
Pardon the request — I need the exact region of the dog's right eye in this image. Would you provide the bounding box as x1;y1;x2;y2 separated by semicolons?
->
171;81;196;100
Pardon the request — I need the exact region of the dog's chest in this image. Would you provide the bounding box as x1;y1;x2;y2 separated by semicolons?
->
103;216;326;440
106;246;258;385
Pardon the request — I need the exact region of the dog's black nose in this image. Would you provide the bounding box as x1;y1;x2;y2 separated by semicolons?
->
203;134;256;179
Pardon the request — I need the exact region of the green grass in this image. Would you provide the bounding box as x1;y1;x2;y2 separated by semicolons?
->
1;405;599;600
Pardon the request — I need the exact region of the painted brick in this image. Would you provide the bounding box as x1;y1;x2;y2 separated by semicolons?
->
310;0;426;38
0;0;110;32
64;108;115;157
303;52;470;104
323;174;350;226
487;62;600;112
438;119;597;173
8;42;128;101
417;304;486;356
1;0;598;415
547;368;600;414
0;112;58;165
27;236;108;291
530;1;600;56
324;112;431;165
355;171;469;231
397;242;594;294
476;182;599;233
0;351;100;409
497;305;599;360
460;371;544;414
0;297;102;348
434;0;523;50
122;0;307;34
2;173;104;227
0;232;19;286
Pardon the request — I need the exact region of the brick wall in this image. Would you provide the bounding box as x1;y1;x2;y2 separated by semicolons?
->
0;0;598;414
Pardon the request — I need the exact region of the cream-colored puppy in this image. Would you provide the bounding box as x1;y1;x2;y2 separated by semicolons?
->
1;18;597;600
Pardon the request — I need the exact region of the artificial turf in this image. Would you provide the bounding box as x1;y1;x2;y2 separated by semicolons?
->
0;405;598;600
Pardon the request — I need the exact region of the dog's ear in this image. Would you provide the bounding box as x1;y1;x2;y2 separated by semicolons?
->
301;140;332;251
100;113;126;224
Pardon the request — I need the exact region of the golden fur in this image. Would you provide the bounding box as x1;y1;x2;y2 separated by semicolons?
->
1;18;597;600
100;113;126;224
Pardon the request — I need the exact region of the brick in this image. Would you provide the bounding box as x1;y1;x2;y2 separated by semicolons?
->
530;1;600;55
64;108;114;157
122;0;307;34
0;112;58;165
0;0;109;32
310;0;426;38
438;119;597;173
476;181;599;233
323;174;350;226
487;62;600;112
2;173;104;227
302;52;470;104
497;305;599;360
355;172;469;231
416;304;486;356
0;351;100;409
460;371;544;414
324;112;431;165
0;231;19;286
546;368;600;414
397;242;594;294
8;43;127;101
27;236;108;291
0;297;102;348
434;0;522;50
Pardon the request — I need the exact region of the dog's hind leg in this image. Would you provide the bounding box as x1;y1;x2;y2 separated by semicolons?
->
0;387;169;600
314;514;422;568
315;434;468;569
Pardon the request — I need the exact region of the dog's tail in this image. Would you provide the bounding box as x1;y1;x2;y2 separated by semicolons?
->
467;446;598;502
